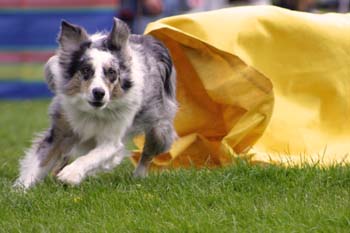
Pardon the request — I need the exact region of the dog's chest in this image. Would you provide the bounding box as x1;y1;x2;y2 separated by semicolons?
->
66;109;131;142
76;118;113;141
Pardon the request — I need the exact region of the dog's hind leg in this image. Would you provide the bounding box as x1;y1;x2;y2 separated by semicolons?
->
133;123;176;178
13;128;73;190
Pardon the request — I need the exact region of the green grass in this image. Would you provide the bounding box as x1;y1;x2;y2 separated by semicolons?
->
0;100;350;233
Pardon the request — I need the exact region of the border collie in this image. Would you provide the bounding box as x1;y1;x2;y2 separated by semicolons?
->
14;18;177;189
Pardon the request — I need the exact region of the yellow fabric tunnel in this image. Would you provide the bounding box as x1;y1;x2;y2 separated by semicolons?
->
131;6;350;168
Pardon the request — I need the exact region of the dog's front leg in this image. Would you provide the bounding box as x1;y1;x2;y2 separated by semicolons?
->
56;141;121;185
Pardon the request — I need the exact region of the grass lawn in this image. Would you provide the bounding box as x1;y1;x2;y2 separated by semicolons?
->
0;100;349;233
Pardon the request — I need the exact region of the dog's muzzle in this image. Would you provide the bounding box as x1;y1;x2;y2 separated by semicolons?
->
88;101;104;108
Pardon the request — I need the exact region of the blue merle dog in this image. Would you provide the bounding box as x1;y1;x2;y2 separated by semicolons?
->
14;18;177;189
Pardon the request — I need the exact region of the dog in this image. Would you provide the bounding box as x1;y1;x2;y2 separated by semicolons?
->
13;18;177;189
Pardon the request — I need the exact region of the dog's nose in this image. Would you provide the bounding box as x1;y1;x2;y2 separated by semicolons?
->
92;88;105;101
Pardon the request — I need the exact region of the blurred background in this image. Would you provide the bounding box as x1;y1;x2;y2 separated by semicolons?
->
0;0;348;99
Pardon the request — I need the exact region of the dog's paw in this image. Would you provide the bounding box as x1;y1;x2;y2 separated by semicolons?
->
12;176;37;191
12;179;29;192
133;165;148;178
57;164;84;186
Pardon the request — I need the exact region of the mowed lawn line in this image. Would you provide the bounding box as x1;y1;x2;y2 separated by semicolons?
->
0;100;349;233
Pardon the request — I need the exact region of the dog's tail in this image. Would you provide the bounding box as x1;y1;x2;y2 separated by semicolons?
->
157;45;176;99
163;65;176;99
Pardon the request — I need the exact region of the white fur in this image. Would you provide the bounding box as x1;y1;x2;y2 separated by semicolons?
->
89;32;106;42
47;56;61;78
13;148;44;189
87;49;113;104
13;135;57;189
57;142;121;185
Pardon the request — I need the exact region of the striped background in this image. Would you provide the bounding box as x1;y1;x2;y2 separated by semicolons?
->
0;0;119;99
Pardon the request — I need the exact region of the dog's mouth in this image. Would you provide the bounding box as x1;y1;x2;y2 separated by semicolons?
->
88;101;105;108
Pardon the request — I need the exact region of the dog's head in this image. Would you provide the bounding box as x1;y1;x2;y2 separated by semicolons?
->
54;18;133;110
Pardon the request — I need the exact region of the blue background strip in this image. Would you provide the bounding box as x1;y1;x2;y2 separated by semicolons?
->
0;81;52;100
0;9;116;48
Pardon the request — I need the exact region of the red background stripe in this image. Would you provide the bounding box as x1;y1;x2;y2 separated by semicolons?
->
0;0;119;8
0;51;54;63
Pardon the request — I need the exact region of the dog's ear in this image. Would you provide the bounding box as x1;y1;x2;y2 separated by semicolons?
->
58;20;89;51
107;18;130;51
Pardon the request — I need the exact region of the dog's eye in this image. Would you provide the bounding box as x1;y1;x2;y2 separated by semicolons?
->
107;68;116;75
105;68;119;83
81;67;91;76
